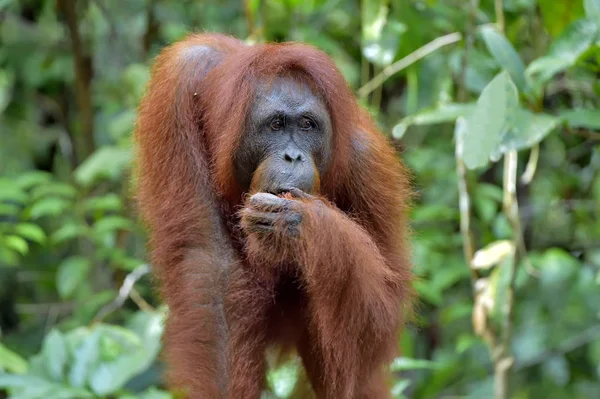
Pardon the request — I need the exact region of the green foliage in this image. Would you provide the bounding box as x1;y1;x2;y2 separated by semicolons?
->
1;1;599;398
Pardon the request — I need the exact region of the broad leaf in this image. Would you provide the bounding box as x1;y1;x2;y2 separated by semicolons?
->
558;108;600;129
56;257;91;299
462;71;519;169
68;329;101;388
538;0;585;37
584;0;600;19
480;25;527;91
29;197;71;219
361;0;388;42
526;18;599;86
74;146;132;187
0;343;29;374
4;235;28;256
491;109;561;159
15;223;46;244
472;240;515;270
390;357;438;371
41;329;68;382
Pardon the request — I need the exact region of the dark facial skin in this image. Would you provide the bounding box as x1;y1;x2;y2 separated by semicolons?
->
233;75;333;195
236;75;332;236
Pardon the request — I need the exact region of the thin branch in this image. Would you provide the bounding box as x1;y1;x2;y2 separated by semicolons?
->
130;287;155;312
58;0;95;162
566;127;600;141
357;32;462;99
494;0;505;32
93;264;151;323
520;144;539;184
143;0;158;58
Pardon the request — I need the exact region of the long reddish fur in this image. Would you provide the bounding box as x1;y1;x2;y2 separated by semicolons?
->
135;32;413;398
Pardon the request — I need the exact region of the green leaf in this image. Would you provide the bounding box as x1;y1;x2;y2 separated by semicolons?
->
41;329;68;382
51;223;89;244
462;71;519;169
0;342;29;374
538;0;585;37
82;194;123;214
93;216;134;235
526;18;599;86
0;68;14;114
266;357;301;397
74;146;132;187
68;329;101;388
56;257;91;299
4;235;29;256
558;108;600;129
0;203;20;217
392;103;475;139
30;183;77;201
390;357;438;371
361;0;389;42
0;179;27;203
542;355;570;386
30;197;71;219
472;240;515;270
0;374;54;389
585;0;600;19
479;25;527;91
362;21;405;66
15;171;52;189
15;223;46;244
492;109;561;159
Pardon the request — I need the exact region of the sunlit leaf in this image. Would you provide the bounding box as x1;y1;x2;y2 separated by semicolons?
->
526;18;598;85
472;240;515;270
462;71;519;169
0;68;14;114
4;235;28;256
0;343;29;374
361;0;388;42
480;25;527;91
0;179;27;203
56;257;91;299
538;0;585;37
390;357;438;371
362;21;405;66
266;357;300;397
15;223;46;244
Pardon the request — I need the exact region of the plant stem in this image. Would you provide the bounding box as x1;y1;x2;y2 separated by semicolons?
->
357;32;462;99
58;0;95;163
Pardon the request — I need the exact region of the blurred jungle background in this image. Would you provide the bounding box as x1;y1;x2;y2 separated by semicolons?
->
1;0;600;398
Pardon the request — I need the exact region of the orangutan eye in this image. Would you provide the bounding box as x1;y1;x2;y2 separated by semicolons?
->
299;118;315;131
270;118;284;131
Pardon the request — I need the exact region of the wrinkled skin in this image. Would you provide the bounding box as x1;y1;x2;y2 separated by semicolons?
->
235;76;332;237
